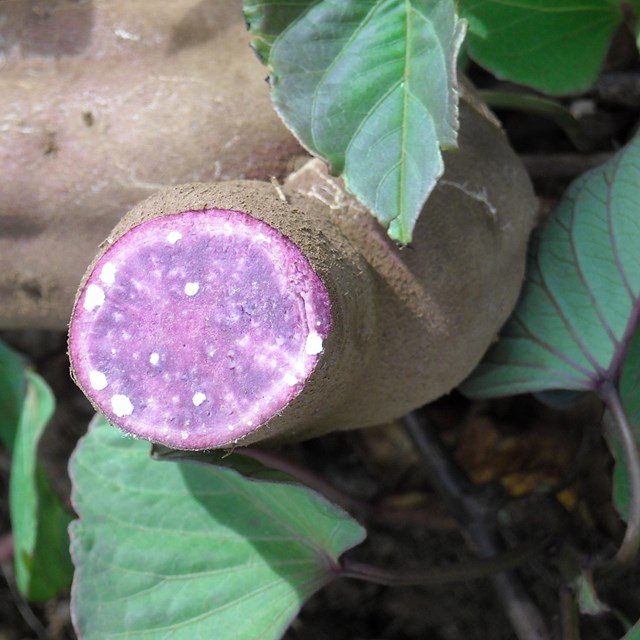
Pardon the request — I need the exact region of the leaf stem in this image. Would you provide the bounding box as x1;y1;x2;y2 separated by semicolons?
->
0;533;12;564
403;412;551;640
0;562;49;640
239;447;456;530
479;90;594;152
560;587;580;640
598;384;640;575
339;538;548;587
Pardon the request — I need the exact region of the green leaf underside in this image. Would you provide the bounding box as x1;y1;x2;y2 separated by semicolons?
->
70;416;366;640
459;0;622;94
10;371;73;600
623;619;640;640
608;328;640;522
0;339;28;451
461;134;640;399
245;0;464;243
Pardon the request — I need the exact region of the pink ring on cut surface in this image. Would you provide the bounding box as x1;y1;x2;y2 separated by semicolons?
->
69;208;332;449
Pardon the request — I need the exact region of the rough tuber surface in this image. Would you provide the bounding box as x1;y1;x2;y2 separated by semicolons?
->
0;0;302;329
69;99;539;449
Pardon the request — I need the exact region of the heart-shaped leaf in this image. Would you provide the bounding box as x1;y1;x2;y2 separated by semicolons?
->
459;0;624;94
70;416;366;640
461;134;640;399
244;0;465;243
11;370;73;600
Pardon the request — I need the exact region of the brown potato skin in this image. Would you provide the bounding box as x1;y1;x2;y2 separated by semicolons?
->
70;98;538;446
0;0;302;329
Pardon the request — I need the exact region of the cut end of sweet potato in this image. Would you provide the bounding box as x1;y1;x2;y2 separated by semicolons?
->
68;208;332;449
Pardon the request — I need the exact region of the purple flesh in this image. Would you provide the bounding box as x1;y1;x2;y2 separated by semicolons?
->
68;208;332;449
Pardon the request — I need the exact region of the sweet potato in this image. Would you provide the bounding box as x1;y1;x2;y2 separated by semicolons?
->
68;98;538;448
0;0;302;329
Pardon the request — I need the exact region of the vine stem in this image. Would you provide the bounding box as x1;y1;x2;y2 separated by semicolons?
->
0;534;13;564
339;538;548;587
478;90;594;152
239;448;456;530
403;412;550;640
599;384;640;575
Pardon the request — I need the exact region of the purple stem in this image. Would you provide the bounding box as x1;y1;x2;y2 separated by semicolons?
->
403;412;550;640
0;533;12;564
339;538;548;587
598;383;640;575
239;448;456;530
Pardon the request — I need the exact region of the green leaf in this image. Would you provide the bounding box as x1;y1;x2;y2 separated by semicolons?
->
620;328;640;444
70;416;366;640
10;371;73;600
0;339;28;451
623;619;640;640
632;0;640;50
574;571;609;616
243;0;316;62
461;133;640;398
244;0;465;243
459;0;623;94
607;328;640;522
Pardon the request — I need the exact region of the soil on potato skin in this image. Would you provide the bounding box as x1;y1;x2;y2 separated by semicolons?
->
2;29;640;640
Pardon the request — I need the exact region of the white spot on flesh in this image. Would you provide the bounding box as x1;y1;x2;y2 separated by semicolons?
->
167;231;182;244
100;262;116;285
305;332;324;355
111;394;133;417
89;370;108;391
284;373;298;387
181;431;189;440
184;282;200;296
192;392;206;407
83;284;105;311
114;27;140;41
149;352;160;365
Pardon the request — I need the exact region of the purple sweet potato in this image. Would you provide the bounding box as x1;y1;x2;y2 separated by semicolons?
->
69;99;539;449
69;206;331;449
0;0;302;330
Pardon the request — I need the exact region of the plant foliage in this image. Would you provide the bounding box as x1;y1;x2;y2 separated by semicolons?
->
458;0;625;94
0;340;72;600
461;133;640;528
244;0;465;243
70;416;366;640
461;134;640;399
